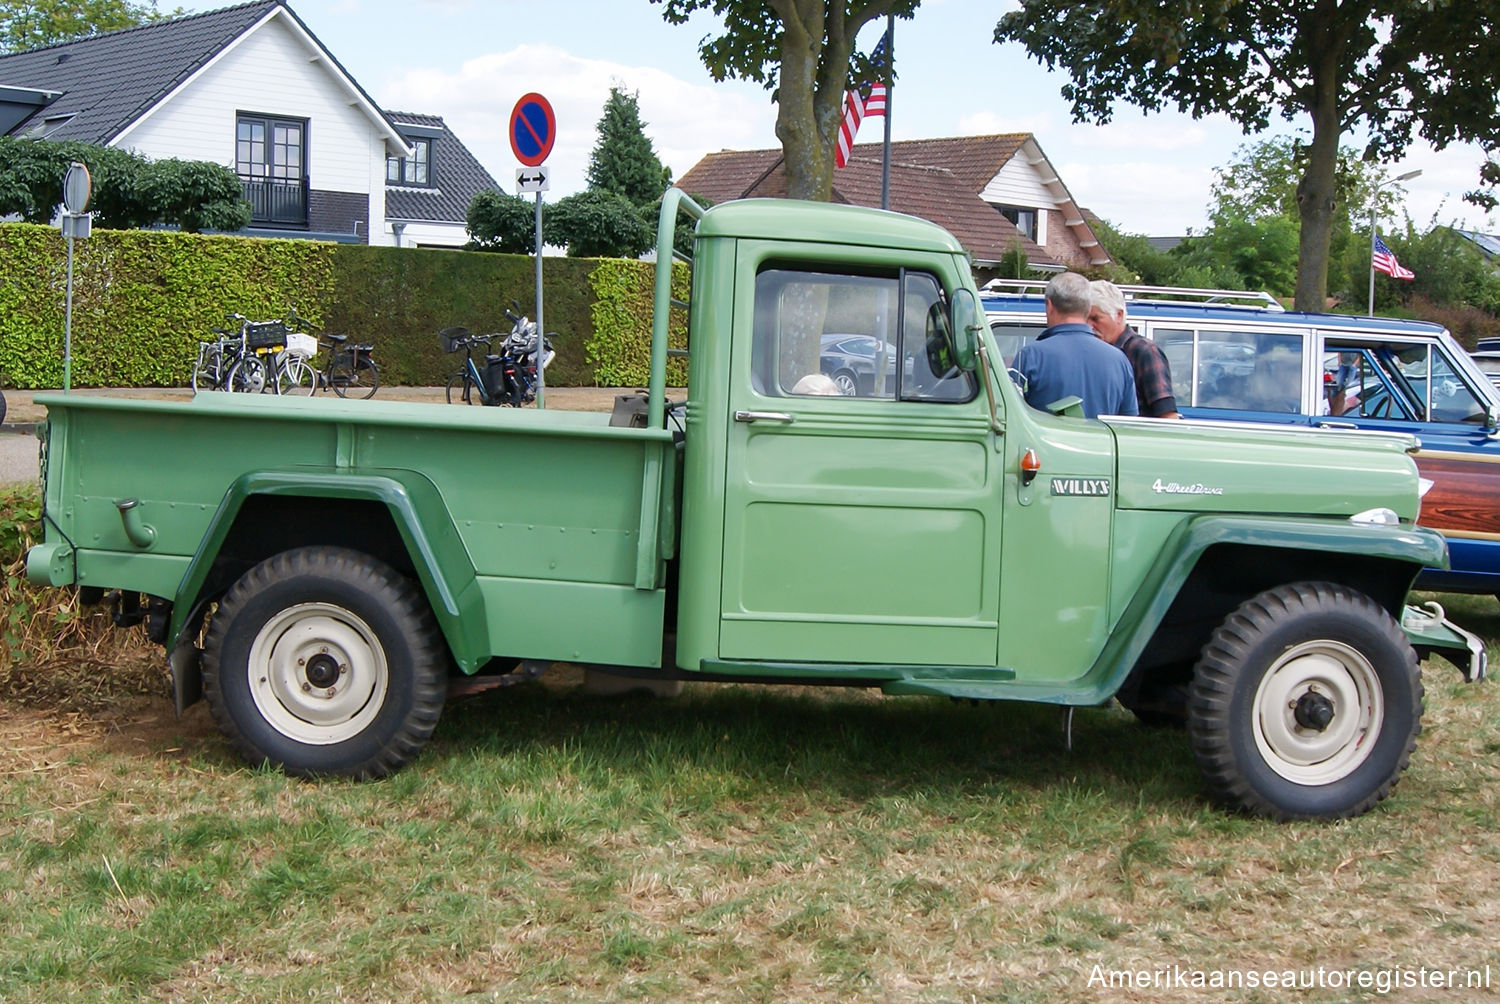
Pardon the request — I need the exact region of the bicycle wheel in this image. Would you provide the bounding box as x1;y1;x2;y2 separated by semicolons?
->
278;356;317;396
445;372;481;405
335;356;379;399
192;346;222;392
226;356;266;394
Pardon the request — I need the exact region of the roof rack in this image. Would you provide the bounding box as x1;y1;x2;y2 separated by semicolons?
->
981;278;1285;313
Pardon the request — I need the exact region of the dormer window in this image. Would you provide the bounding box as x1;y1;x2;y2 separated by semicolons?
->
997;205;1039;242
387;137;433;187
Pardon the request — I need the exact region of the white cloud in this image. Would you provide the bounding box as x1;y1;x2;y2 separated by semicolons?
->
382;44;772;197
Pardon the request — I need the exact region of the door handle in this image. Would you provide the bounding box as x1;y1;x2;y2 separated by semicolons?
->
1317;421;1357;430
734;410;795;424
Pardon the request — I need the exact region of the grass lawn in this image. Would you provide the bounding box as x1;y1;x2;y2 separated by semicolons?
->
2;486;1498;1001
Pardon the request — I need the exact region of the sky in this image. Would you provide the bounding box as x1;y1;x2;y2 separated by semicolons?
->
179;0;1498;238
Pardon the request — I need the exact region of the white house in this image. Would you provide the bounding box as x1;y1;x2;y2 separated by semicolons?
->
0;1;500;247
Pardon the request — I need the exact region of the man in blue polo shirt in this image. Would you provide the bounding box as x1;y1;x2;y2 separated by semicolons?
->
1012;272;1138;419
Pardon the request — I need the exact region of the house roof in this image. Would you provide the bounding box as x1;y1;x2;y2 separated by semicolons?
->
676;133;1106;268
384;111;502;224
0;1;406;152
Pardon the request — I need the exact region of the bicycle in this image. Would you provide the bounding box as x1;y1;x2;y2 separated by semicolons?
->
441;327;497;405
442;306;554;407
192;317;262;393
299;316;379;399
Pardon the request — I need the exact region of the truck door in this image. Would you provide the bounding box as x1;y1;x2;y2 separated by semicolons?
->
719;258;1002;667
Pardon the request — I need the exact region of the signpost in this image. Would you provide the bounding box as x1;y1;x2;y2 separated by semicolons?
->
60;162;92;394
510;94;555;408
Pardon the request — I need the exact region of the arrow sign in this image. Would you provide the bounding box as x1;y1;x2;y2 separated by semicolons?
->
515;167;550;193
509;92;556;167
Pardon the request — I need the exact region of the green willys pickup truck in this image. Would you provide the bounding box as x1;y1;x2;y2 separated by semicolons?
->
26;191;1485;821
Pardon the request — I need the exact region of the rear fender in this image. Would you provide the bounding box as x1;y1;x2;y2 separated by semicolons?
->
167;469;488;672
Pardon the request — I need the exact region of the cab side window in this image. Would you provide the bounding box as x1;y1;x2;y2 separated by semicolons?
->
753;267;974;402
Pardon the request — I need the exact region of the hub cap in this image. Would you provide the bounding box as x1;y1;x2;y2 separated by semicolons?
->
247;602;388;745
1252;640;1383;785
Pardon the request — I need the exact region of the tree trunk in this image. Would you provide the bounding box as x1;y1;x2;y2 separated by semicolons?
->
1292;6;1345;312
773;0;839;201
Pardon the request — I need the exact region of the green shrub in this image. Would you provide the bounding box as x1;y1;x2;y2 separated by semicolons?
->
585;258;688;387
0;224;333;387
0;222;672;389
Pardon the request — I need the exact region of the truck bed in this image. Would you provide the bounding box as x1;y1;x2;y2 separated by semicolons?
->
29;392;680;670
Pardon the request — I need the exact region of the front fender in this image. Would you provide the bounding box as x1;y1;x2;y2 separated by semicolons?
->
166;469;488;673
1083;514;1448;705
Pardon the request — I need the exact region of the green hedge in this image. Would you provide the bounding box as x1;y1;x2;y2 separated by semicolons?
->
0;224;670;389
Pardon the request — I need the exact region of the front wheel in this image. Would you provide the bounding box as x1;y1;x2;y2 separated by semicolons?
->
445;372;481;405
277;356;317;396
226;356;266;394
1187;582;1422;821
202;547;447;778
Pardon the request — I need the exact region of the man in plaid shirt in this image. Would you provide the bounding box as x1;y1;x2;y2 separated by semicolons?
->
1087;280;1182;419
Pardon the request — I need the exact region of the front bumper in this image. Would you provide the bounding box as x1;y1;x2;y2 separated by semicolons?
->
1402;601;1488;683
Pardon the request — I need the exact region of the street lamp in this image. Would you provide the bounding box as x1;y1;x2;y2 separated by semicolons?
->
1368;168;1422;316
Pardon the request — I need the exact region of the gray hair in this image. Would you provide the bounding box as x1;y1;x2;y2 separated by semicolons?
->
1089;279;1128;321
1044;272;1092;315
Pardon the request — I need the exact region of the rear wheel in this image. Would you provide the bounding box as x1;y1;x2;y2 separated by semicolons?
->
831;369;858;396
446;372;480;405
1187;582;1421;821
333;356;379;399
192;347;224;392
202;547;446;778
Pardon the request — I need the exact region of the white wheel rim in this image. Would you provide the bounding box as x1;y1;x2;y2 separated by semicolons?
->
1252;640;1383;785
246;602;389;745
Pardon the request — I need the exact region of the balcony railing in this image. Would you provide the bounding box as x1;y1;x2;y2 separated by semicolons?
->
240;177;308;227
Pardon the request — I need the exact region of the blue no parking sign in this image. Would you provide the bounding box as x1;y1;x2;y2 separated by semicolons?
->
509;93;556;167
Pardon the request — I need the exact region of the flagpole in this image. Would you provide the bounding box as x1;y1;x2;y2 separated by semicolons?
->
1369;169;1422;316
880;13;893;210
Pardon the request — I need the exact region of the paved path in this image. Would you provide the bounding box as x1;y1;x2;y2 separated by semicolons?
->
0;430;38;487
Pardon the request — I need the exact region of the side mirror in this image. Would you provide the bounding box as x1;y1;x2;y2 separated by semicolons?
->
1487;404;1500;436
950;288;980;372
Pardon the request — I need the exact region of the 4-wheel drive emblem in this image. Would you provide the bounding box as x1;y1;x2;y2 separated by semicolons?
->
1050;478;1111;497
1152;478;1225;496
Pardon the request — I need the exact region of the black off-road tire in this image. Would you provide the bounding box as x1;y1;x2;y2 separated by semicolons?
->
1187;582;1422;821
202;546;446;778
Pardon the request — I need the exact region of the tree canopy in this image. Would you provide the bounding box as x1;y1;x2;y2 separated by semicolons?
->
0;0;173;52
0;137;249;231
994;1;1500;312
652;0;919;201
586;86;671;209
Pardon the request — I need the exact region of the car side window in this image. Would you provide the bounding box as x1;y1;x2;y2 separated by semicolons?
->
1155;327;1304;414
753;267;974;402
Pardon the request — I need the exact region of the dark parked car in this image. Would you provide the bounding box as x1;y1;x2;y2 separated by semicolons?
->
819;334;897;396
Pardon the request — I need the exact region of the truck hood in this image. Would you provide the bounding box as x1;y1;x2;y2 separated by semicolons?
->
1105;417;1422;521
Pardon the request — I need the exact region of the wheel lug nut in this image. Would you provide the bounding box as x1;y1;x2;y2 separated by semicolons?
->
301;682;312;692
339;664;348;675
326;686;337;696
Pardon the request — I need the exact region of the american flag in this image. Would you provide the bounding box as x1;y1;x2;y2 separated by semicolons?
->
835;30;889;169
1372;235;1415;280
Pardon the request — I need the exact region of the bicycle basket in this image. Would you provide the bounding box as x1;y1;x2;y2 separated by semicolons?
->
243;320;287;349
440;327;470;353
284;332;318;359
